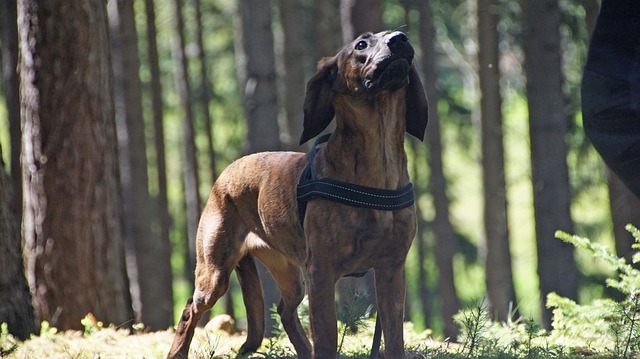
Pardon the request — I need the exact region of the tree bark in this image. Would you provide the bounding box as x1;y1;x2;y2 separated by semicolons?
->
339;0;384;44
18;0;134;329
417;0;460;339
194;0;217;182
1;0;35;340
1;0;22;216
172;0;202;286
108;0;173;330
410;140;433;330
0;163;36;339
522;0;579;328
477;0;517;322
142;0;175;323
312;0;342;61
236;0;281;335
278;0;307;150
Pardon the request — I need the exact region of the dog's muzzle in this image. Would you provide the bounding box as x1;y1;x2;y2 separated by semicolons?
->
364;32;415;92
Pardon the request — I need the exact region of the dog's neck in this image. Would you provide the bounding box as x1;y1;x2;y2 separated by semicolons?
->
320;90;409;190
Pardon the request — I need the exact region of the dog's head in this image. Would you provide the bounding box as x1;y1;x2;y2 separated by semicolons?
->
299;31;429;145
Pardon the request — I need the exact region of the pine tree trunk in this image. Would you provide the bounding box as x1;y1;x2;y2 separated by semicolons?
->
312;0;342;61
0;165;36;339
236;0;281;335
194;0;217;182
18;0;134;329
108;0;173;330
522;0;579;328
1;0;21;215
418;0;460;339
142;0;175;322
410;140;433;330
477;0;517;322
0;0;35;340
339;0;383;44
172;0;202;286
277;0;307;150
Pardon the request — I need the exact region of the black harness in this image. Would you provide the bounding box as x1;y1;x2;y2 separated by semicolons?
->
295;133;415;359
296;133;415;226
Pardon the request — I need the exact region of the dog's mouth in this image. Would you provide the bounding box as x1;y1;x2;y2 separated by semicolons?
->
363;57;412;92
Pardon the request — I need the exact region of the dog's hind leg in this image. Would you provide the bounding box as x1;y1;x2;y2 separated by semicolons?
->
235;254;265;354
168;196;246;359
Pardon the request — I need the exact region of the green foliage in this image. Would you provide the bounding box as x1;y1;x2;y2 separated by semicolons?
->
453;301;491;358
552;226;640;358
37;321;58;339
80;314;104;337
337;286;373;354
258;337;297;359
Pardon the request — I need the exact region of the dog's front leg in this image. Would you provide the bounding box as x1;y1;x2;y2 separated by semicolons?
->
375;263;407;358
307;262;339;358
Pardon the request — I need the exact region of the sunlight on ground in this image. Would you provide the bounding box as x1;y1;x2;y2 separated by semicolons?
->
2;321;436;359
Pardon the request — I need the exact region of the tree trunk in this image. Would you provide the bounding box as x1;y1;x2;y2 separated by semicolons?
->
522;0;579;328
0;164;36;339
172;0;202;286
410;140;433;330
339;0;384;44
18;0;134;329
312;0;342;61
1;0;22;216
418;0;460;339
477;0;517;322
1;0;36;340
142;0;175;324
236;0;281;335
194;0;217;182
277;0;307;150
108;0;173;330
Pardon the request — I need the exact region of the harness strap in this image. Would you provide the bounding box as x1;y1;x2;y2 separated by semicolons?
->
296;134;415;227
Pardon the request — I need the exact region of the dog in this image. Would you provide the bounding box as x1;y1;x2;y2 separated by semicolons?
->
167;30;428;359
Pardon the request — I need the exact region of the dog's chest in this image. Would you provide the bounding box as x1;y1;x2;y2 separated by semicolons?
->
305;202;415;269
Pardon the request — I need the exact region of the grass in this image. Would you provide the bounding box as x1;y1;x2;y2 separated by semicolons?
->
0;317;625;359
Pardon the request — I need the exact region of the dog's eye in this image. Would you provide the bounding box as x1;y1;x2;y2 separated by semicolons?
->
355;41;368;51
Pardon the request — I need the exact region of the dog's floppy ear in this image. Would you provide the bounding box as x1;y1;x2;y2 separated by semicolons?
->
405;65;428;141
299;56;339;145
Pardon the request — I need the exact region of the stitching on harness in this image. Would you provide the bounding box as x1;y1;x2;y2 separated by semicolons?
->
299;190;414;208
297;181;413;199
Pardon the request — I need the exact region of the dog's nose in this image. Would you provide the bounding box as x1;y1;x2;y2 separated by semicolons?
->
385;32;409;52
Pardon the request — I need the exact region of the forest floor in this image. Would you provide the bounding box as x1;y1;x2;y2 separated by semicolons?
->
0;318;617;359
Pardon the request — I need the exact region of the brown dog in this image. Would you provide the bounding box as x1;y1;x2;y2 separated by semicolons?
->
167;30;428;359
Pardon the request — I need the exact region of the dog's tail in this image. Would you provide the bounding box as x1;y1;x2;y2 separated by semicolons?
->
235;254;265;354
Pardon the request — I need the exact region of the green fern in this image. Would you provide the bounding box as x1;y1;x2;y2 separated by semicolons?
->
553;225;640;358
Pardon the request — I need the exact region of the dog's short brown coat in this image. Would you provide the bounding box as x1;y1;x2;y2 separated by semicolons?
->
167;30;428;359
